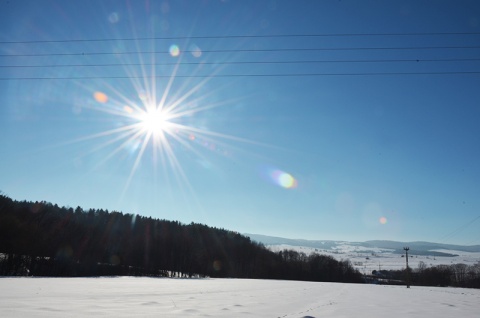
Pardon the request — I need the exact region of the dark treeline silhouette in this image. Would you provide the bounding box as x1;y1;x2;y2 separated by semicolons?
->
371;260;480;289
0;194;362;283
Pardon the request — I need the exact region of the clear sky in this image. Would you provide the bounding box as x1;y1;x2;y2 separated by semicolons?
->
1;0;479;245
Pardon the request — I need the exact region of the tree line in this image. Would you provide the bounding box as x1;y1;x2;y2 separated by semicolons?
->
371;260;480;288
0;193;363;283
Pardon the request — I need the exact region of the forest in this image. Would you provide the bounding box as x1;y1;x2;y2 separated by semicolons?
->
370;260;480;289
0;193;362;283
2;193;478;288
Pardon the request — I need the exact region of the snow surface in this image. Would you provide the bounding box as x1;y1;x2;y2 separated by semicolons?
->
267;244;480;274
1;277;479;317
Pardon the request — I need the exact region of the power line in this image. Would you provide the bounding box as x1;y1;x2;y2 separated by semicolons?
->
1;57;479;68
438;215;480;243
1;46;480;58
1;31;479;44
1;71;479;81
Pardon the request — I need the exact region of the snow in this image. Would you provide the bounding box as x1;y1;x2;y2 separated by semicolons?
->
266;244;480;274
1;277;479;317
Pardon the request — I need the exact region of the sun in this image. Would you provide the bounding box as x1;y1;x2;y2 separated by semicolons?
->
81;53;259;201
138;107;172;136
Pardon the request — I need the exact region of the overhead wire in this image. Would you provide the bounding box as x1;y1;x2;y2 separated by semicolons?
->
0;31;479;44
1;57;479;69
1;45;480;58
2;71;480;81
2;33;479;243
438;215;480;244
1;32;478;80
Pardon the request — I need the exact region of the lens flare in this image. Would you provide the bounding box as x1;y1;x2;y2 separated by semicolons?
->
213;260;222;271
123;105;134;114
94;91;108;103
108;12;119;24
169;44;180;57
138;91;147;102
379;216;388;224
190;44;202;58
270;169;298;189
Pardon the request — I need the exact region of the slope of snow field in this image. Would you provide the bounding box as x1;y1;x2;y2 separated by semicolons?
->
1;277;479;317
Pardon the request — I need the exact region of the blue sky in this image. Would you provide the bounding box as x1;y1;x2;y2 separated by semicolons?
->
1;0;479;245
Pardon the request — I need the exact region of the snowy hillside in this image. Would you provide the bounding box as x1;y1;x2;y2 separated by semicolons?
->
1;277;479;317
246;234;480;274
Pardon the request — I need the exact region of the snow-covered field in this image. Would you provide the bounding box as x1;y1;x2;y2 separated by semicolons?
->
267;244;480;274
1;277;479;317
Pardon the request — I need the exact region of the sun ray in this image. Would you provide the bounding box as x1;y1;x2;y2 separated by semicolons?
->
159;63;178;110
122;131;152;196
157;131;205;212
63;37;289;215
168;122;273;148
169;95;245;120
163;61;229;115
91;127;146;170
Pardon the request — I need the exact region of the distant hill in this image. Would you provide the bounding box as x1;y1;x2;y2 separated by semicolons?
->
244;233;343;249
363;240;480;254
246;234;480;257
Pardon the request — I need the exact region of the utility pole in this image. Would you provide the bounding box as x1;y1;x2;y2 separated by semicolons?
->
404;247;410;288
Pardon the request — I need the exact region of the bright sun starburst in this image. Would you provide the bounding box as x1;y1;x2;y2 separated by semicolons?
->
137;107;172;136
74;52;255;205
68;42;281;209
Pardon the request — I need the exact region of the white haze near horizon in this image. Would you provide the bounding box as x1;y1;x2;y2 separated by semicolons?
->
1;277;479;317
